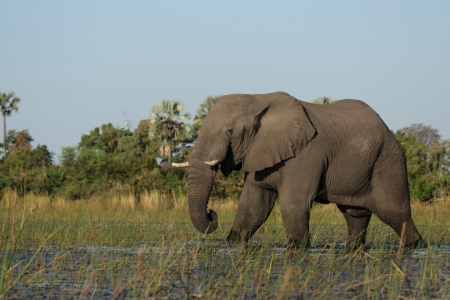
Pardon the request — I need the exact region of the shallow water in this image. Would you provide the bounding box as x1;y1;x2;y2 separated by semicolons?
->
76;242;449;256
2;223;450;299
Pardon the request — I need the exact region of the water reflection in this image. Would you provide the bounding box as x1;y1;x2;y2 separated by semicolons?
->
74;241;443;257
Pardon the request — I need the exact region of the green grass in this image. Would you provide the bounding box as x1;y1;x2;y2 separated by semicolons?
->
1;190;450;298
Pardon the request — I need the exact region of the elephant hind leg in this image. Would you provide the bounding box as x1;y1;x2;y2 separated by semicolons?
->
371;205;426;248
369;144;427;248
369;191;426;248
337;205;372;249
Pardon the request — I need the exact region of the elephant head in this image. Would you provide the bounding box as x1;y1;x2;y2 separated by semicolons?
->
174;92;316;234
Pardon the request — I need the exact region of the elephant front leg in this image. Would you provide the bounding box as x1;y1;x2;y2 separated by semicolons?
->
280;198;312;249
227;181;277;243
337;205;372;250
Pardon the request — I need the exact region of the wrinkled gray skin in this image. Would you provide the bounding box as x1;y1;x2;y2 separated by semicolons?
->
186;92;425;248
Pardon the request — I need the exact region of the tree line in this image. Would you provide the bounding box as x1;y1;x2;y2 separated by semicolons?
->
0;93;448;202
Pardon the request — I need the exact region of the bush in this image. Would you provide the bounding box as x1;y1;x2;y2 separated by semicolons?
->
395;131;450;201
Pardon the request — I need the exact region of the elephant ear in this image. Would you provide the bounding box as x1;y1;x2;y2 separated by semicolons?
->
242;95;316;173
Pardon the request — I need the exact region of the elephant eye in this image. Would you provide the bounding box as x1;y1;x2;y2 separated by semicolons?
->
226;129;233;136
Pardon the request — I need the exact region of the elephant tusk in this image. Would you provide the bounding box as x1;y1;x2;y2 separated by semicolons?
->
204;160;219;166
172;162;189;168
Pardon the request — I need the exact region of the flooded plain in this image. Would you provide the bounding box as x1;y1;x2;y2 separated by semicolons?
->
2;222;450;299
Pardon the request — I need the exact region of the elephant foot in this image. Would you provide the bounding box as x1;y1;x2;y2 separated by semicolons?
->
287;236;311;250
226;230;242;244
345;237;366;252
345;241;366;253
404;237;428;249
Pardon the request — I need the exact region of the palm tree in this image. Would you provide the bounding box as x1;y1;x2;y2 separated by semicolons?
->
149;100;191;163
311;96;336;104
195;95;222;124
0;92;21;160
192;95;222;139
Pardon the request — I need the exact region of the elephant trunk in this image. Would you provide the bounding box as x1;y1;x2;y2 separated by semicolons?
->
187;160;218;234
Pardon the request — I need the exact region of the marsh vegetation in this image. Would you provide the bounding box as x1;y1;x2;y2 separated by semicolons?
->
1;190;450;299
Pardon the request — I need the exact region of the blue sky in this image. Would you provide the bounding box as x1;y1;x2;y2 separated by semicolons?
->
1;1;449;159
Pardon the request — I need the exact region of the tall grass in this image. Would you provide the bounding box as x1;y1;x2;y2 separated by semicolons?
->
2;189;450;226
0;189;448;249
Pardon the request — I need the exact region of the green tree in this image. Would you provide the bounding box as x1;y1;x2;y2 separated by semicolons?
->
0;92;21;160
59;146;79;171
79;123;130;153
192;95;222;140
0;125;57;197
0;129;34;157
395;130;450;201
212;168;245;199
149;100;191;163
311;96;336;104
116;119;160;163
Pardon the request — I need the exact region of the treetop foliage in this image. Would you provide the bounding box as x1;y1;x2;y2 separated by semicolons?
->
395;129;449;201
0;129;34;156
192;95;222;140
115;119;160;163
79;123;130;154
399;123;442;146
195;95;222;126
311;96;336;104
149;100;192;161
1;92;22;160
0;92;21;118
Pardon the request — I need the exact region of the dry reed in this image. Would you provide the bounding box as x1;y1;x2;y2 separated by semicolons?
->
1;189;450;227
140;190;163;211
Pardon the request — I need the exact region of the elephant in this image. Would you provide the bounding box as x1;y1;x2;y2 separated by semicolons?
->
173;92;426;249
